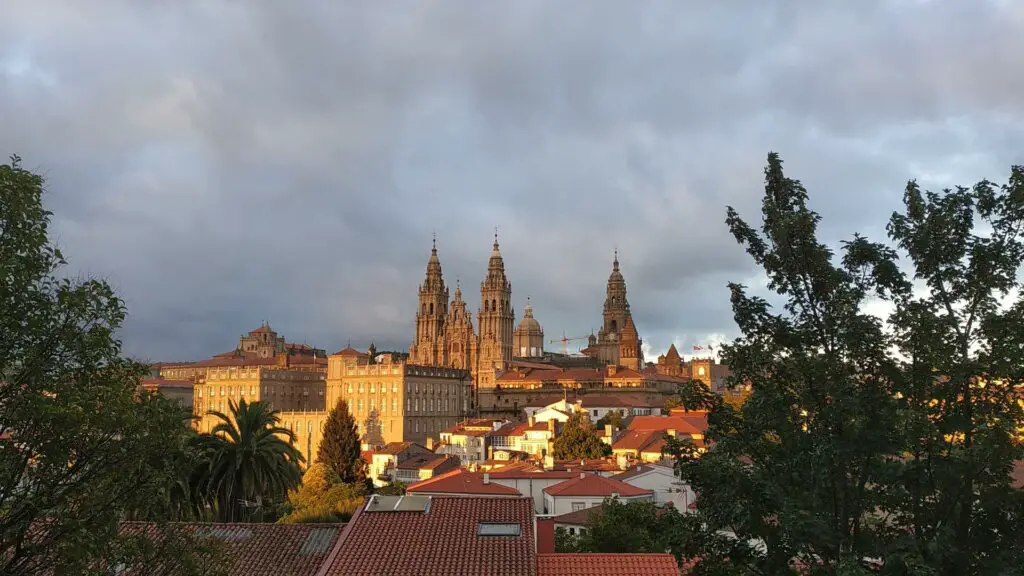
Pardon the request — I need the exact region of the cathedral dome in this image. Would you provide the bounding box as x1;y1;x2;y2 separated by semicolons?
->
515;299;543;335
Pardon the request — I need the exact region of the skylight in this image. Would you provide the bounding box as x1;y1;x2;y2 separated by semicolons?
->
477;522;521;537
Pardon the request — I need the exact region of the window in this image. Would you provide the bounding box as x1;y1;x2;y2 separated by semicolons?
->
370;383;375;393
358;399;363;413
698;366;706;376
477;523;521;537
347;383;352;393
572;502;586;512
393;399;398;414
250;386;256;395
359;383;364;393
392;383;398;393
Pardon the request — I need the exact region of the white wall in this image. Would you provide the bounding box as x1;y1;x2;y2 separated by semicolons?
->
544;493;652;516
618;467;695;512
491;477;571;514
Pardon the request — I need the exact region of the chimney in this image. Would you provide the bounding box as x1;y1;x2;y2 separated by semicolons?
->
608;365;617;376
547;419;556;433
544;454;554;470
667;429;677;438
579;471;586;480
487;446;494;460
528;416;535;427
427;437;435;450
483;473;490;485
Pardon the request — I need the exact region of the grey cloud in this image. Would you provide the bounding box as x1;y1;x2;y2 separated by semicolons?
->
1;0;1022;361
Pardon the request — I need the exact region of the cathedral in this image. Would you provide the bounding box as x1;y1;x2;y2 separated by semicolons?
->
408;234;644;386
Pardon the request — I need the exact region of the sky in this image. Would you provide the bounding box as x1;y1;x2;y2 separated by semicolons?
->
1;1;1022;362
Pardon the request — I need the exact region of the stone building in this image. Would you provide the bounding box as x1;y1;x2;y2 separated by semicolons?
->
408;233;516;388
512;298;544;358
193;364;326;433
325;347;471;447
581;252;643;369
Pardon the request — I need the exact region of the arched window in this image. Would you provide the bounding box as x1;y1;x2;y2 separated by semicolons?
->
422;303;426;314
429;303;434;314
492;299;497;311
611;320;618;331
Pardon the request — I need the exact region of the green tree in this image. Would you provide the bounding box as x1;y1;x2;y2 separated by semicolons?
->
669;153;906;574
196;399;305;522
0;156;215;574
318;399;366;484
594;409;625;430
670;154;1024;575
376;481;406;496
879;167;1024;573
278;463;365;523
552;412;612;460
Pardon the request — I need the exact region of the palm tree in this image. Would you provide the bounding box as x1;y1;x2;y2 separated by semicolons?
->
195;399;305;522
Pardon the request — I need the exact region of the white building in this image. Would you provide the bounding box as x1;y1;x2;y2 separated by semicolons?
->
610;462;695;512
542;472;653;516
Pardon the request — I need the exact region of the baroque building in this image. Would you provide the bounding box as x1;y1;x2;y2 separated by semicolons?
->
582;252;643;369
513;298;544;358
408;233;518;386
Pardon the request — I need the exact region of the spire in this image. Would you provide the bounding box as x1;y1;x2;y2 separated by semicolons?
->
613;247;619;271
422;234;445;293
454;275;462;298
524;295;533;317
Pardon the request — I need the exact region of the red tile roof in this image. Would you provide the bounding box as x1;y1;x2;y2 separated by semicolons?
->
407;469;522;496
323;496;536;576
397;454;459;471
627;414;706;435
536;553;679;575
543;473;652;498
333;346;366;357
116;522;342;576
376;441;427;456
486;468;579;480
612;430;667;454
550;506;601;526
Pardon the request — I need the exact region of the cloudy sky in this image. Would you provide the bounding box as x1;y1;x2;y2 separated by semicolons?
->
2;1;1022;362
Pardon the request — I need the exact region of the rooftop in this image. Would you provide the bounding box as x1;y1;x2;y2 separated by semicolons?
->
324;496;536;576
536;553;679;576
543;473;652;498
407;469;522;496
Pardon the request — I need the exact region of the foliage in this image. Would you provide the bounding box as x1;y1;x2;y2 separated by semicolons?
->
278;463;366;523
318;399;366;484
375;481;406;496
670;153;1024;575
559;498;735;569
551;412;612;460
595;409;625;430
0;156;215;574
194;399;305;522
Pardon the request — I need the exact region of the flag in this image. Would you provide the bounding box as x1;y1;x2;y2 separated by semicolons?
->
693;345;704;351
707;344;714;351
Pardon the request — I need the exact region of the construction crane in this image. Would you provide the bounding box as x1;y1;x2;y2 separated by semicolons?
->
549;332;591;356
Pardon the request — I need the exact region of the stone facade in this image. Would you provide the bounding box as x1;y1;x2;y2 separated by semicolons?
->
512;298;544;358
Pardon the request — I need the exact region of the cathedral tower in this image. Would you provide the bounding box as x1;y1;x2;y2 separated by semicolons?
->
594;251;632;365
444;279;477;371
409;237;449;366
477;231;514;372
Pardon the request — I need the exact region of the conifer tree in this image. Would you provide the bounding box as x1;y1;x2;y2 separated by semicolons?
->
317;399;366;485
552;412;612;460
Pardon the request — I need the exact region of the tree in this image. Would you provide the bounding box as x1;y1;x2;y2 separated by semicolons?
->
594;409;625;430
551;412;612;460
670;153;906;574
376;481;406;496
318;399;366;484
0;156;215;574
670;153;1024;575
278;463;365;523
879;167;1024;573
196;399;305;522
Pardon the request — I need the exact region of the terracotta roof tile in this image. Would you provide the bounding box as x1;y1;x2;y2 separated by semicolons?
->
117;522;342;576
550;506;601;526
627;414;706;435
333;346;366;357
536;553;679;575
397;454;459;471
612;430;667;454
543;473;652;498
407;469;522;496
325;496;536;575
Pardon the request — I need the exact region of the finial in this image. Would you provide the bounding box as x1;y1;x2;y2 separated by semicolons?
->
494;226;499;247
432;231;436;251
